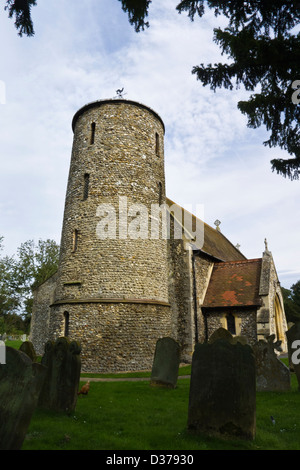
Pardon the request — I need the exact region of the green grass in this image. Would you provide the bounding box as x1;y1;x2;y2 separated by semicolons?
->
22;368;300;450
80;364;192;379
5;340;23;349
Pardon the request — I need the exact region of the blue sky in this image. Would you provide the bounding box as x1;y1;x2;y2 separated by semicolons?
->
0;0;299;289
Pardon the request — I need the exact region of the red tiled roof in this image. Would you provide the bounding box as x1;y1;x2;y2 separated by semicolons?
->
202;259;262;308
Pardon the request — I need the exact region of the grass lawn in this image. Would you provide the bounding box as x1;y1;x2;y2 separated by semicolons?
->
22;364;300;451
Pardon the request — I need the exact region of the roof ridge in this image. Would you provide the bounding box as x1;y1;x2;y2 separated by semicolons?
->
165;197;247;261
214;258;262;266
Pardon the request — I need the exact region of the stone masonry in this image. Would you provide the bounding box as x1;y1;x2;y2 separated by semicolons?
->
30;98;288;372
47;100;171;372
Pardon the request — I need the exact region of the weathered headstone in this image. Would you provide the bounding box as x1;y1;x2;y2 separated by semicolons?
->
150;337;180;389
208;327;248;345
188;338;256;440
0;347;46;450
0;341;5;364
253;335;290;392
38;337;81;413
19;341;37;362
286;323;300;387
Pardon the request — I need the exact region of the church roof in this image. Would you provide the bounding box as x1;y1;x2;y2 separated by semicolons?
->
166;198;246;262
202;259;263;308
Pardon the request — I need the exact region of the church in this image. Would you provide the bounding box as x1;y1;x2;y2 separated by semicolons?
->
30;98;288;372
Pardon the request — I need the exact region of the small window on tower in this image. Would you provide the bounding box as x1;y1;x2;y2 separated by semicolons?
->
90;122;96;145
158;182;163;205
72;229;78;253
83;173;90;200
63;311;69;337
155;132;160;156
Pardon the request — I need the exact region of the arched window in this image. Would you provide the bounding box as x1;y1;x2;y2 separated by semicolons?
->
274;294;285;342
226;313;236;335
63;311;69;337
83;173;90;200
90;122;96;145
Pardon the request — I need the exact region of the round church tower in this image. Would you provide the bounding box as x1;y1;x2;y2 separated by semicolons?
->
49;99;172;372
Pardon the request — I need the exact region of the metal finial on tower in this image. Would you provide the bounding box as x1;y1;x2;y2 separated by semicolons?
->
214;220;221;232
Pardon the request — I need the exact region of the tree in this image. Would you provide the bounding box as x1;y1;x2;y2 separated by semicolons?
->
176;1;300;180
115;1;300;180
119;0;151;32
12;238;60;321
0;237;60;333
4;0;36;36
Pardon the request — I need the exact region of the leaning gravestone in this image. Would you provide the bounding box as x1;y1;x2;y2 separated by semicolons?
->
188;338;256;440
150;337;180;389
0;347;46;450
253;335;290;392
286;323;300;388
38;337;81;413
19;341;37;362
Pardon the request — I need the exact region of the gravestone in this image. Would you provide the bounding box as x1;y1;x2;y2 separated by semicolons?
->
0;347;46;450
19;341;37;362
188;338;256;440
150;337;180;389
38;337;81;413
208;327;248;345
253;335;290;392
0;341;5;364
286;323;300;388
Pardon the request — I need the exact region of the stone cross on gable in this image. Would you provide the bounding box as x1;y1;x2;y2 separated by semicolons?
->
214;219;221;232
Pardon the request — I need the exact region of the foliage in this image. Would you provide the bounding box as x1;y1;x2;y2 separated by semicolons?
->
176;1;300;180
282;281;300;323
5;1;299;178
0;237;59;333
4;0;36;36
118;0;151;32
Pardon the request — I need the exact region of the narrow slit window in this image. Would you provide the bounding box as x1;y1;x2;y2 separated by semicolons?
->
90;122;96;145
72;229;78;253
155;132;160;156
63;311;69;337
226;313;236;335
83;173;90;200
158;182;163;205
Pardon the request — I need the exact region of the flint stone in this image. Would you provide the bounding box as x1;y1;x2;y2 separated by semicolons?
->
286;322;300;387
0;347;46;450
38;337;81;413
188;339;256;440
150;337;180;388
253;335;290;392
